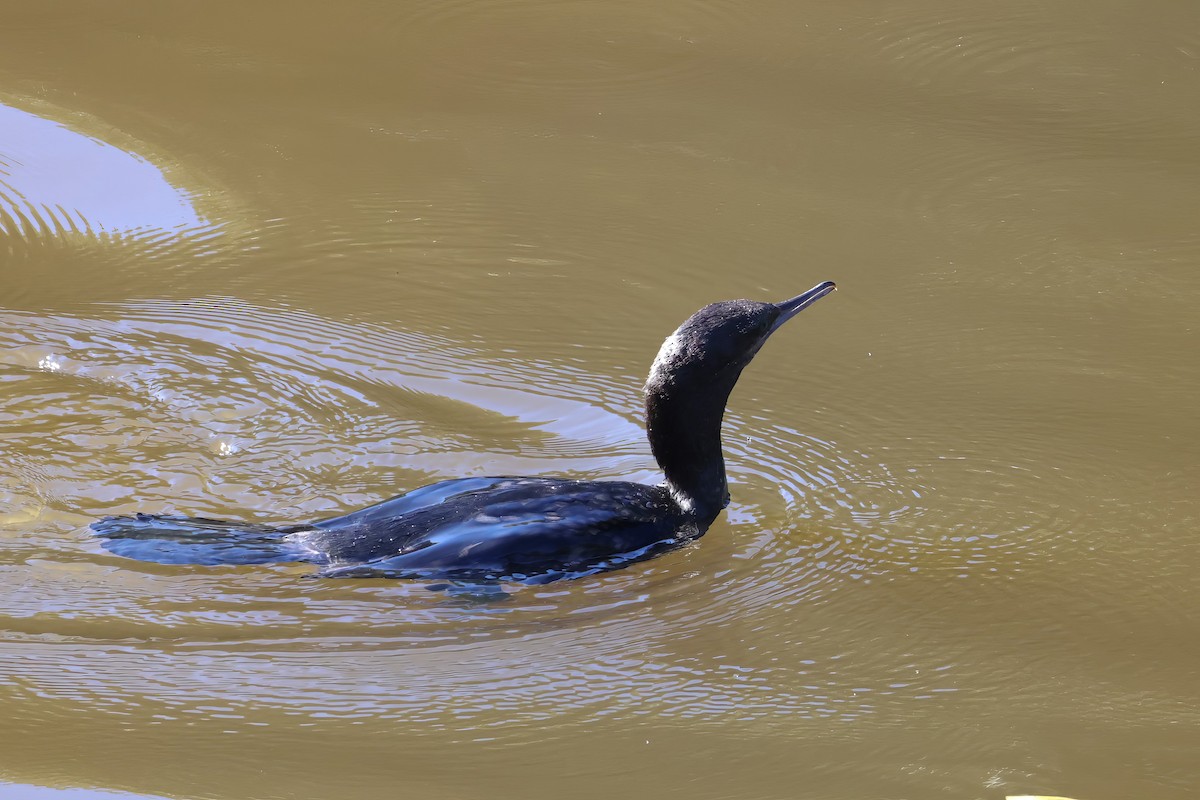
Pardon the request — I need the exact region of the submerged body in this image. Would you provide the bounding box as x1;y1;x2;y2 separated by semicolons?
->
93;281;836;583
95;477;695;582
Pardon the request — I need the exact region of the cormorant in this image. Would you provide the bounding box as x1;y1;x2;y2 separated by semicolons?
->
92;281;836;583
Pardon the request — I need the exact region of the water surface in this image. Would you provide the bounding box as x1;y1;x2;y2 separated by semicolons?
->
0;1;1197;799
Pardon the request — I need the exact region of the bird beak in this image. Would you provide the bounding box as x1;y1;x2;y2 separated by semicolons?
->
771;281;836;332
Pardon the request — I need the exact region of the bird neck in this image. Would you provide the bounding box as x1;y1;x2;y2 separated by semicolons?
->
644;368;742;521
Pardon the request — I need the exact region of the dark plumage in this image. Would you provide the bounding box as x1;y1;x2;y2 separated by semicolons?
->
92;281;836;582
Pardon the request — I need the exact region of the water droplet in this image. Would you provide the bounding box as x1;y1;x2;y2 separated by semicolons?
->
37;355;63;373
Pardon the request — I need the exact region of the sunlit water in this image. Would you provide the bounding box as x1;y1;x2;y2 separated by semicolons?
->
0;1;1198;799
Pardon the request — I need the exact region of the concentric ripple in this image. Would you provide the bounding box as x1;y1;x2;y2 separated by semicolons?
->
2;276;1166;741
0;289;1180;740
816;0;1200;152
859;6;1105;91
0;296;985;732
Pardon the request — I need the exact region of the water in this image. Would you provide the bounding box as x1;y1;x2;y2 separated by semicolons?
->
1;1;1198;798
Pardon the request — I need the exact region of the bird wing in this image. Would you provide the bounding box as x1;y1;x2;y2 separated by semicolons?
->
310;478;687;580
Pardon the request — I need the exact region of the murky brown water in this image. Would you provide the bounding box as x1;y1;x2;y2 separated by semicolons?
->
1;1;1198;798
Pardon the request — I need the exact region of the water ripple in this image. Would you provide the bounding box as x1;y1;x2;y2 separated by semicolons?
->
0;288;1172;735
0;297;972;731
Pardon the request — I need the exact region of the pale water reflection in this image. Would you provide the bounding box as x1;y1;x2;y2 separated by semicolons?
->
0;784;167;800
0;786;166;796
0;102;209;242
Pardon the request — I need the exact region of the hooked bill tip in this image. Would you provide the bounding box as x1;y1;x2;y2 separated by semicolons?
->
773;280;837;326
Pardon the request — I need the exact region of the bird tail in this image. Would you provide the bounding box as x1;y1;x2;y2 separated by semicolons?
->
91;513;312;566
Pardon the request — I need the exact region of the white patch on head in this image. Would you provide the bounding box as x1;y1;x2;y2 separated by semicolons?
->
647;329;686;388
